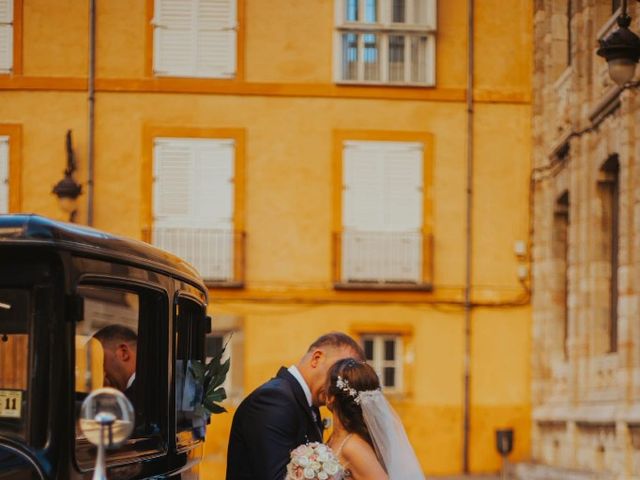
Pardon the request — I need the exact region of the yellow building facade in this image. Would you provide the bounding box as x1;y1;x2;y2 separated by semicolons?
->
0;0;532;476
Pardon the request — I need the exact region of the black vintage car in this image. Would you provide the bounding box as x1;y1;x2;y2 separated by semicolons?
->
0;215;211;479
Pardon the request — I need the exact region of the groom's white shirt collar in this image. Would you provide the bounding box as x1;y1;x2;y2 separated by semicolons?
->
288;365;312;407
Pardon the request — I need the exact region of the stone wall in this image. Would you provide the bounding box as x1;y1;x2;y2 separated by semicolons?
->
530;1;640;479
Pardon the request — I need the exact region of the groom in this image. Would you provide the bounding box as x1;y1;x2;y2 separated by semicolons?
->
226;332;365;480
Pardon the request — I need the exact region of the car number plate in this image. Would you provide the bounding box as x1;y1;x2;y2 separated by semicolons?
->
0;390;22;418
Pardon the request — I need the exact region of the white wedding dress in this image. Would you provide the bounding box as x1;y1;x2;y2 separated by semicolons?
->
359;390;425;480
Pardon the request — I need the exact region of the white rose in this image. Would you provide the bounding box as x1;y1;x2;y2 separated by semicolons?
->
296;456;310;467
323;461;339;475
310;461;321;471
318;472;328;480
318;452;330;462
303;467;316;479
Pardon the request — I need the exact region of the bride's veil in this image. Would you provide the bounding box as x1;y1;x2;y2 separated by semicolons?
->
359;390;425;480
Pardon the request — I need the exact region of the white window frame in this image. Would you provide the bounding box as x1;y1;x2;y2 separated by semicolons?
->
362;334;404;393
334;0;436;86
0;0;14;74
152;137;236;282
0;136;9;214
152;0;238;79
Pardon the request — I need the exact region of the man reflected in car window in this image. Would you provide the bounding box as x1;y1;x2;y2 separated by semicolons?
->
93;325;137;402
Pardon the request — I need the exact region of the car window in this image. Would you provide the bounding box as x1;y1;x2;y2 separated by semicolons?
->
0;289;30;440
175;297;207;447
74;285;167;470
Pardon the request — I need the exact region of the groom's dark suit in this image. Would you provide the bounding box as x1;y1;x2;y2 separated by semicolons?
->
226;367;324;480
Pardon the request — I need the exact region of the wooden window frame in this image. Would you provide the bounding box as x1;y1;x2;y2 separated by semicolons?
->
332;129;433;290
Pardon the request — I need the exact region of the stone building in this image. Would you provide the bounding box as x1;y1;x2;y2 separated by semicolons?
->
527;0;640;478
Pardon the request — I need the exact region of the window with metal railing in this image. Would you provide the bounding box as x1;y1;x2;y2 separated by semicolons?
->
335;0;436;86
337;139;431;287
152;137;242;285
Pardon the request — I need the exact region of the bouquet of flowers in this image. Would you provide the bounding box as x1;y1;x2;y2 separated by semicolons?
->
285;442;344;480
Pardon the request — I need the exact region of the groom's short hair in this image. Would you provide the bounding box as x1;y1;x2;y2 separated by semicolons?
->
307;332;366;361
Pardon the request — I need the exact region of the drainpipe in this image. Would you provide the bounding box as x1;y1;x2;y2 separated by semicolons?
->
463;0;475;474
87;0;96;226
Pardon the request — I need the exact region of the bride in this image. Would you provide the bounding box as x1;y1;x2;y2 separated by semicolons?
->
325;358;425;480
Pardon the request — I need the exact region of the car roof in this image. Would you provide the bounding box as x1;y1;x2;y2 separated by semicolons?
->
0;214;207;292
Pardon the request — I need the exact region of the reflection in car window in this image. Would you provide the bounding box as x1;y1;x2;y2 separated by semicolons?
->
74;285;165;469
175;297;207;445
0;289;30;440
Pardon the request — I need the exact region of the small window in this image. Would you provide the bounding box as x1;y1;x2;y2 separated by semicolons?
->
362;335;403;392
175;297;208;446
0;0;13;74
74;285;166;469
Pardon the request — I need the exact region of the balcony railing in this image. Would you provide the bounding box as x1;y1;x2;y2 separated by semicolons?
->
152;227;244;286
334;231;433;289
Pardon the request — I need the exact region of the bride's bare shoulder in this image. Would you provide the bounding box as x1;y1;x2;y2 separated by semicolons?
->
341;434;374;456
341;435;388;479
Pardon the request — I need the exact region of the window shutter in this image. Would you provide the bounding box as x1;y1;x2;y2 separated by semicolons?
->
153;139;193;224
382;142;423;231
341;140;423;283
152;138;235;281
0;0;13;73
343;142;385;231
153;0;236;78
153;0;197;76
197;0;237;78
0;136;8;214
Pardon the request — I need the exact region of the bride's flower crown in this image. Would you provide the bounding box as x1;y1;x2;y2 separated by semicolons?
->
336;375;381;405
336;376;361;404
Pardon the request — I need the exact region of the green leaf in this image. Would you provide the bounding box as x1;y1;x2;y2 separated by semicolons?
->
189;360;206;382
205;387;227;404
204;400;227;415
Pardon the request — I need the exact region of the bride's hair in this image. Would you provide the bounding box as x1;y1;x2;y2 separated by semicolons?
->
327;358;380;447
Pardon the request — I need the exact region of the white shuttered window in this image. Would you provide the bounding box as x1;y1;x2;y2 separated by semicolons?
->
153;138;235;281
342;140;423;283
0;0;13;73
0;136;8;214
153;0;237;78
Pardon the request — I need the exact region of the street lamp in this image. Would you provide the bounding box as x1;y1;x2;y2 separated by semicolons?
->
597;1;640;86
52;130;82;223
